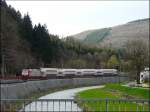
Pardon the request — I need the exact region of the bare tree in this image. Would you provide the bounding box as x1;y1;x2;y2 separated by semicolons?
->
124;39;149;84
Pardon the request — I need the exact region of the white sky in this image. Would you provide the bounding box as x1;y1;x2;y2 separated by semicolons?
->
6;1;149;37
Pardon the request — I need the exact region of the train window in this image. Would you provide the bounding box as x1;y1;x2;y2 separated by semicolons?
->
65;71;75;72
84;71;92;72
46;70;57;72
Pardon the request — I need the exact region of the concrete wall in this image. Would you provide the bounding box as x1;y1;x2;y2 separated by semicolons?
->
1;76;130;99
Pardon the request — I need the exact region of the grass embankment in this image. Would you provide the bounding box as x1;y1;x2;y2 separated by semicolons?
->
76;84;149;111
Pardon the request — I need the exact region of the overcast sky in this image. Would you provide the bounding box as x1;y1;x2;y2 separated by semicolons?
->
6;1;149;37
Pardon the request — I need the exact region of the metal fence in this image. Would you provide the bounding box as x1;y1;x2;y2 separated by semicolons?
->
1;98;149;112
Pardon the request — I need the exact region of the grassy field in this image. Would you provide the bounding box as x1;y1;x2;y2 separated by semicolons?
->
76;84;149;111
103;84;149;99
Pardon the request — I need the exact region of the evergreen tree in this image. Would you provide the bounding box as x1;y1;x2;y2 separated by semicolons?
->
22;13;33;44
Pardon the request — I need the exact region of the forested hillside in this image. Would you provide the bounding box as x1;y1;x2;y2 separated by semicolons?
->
0;1;116;75
72;18;149;48
0;1;149;77
1;1;35;74
83;28;111;44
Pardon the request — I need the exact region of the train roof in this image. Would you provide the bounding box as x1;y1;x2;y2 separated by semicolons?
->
61;69;77;71
40;68;58;71
40;68;57;69
100;69;117;71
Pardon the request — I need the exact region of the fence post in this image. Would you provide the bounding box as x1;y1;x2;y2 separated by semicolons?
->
22;99;25;111
106;99;108;112
99;99;102;111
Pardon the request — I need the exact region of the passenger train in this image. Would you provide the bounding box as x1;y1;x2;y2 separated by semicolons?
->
21;68;118;79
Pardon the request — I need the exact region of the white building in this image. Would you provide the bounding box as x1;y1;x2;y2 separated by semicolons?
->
140;67;149;83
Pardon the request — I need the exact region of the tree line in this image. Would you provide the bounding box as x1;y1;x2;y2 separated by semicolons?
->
1;1;149;84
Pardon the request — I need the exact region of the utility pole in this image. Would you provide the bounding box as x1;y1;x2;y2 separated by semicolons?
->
0;19;4;77
1;30;5;77
1;55;5;77
1;3;5;78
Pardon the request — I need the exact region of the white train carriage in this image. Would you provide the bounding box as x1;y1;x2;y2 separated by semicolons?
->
75;69;83;76
60;69;77;77
40;68;58;77
29;69;43;77
81;69;97;76
22;69;44;78
57;69;64;77
100;69;118;76
95;69;103;76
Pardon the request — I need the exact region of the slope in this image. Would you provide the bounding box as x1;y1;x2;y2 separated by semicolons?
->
71;18;149;48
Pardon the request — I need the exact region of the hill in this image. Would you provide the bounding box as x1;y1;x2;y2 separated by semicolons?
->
2;1;113;75
1;1;149;76
71;18;149;48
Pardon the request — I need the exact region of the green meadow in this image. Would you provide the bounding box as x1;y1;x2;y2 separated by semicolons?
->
76;84;149;111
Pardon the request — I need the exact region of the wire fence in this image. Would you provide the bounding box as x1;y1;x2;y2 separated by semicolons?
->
1;98;149;112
